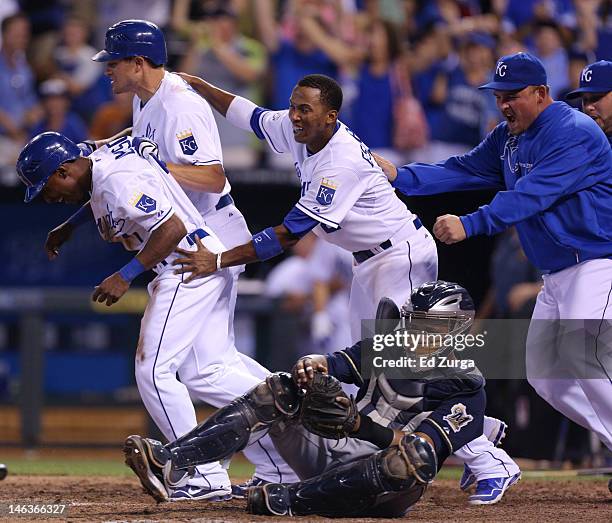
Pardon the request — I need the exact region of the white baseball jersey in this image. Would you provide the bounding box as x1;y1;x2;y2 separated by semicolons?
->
132;71;231;217
88;135;215;269
130;79;298;485
252;110;416;252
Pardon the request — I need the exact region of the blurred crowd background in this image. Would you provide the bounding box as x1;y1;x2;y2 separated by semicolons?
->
0;0;611;465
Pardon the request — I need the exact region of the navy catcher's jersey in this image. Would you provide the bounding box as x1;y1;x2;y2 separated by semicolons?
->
327;341;485;453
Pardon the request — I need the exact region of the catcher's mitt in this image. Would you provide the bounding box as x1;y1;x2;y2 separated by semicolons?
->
300;372;358;439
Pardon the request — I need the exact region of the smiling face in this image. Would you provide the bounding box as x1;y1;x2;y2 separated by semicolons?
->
494;85;548;135
288;86;338;151
40;161;90;204
581;91;612;136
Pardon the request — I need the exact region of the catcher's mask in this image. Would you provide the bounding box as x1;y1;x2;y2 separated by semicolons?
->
402;281;475;365
376;281;475;372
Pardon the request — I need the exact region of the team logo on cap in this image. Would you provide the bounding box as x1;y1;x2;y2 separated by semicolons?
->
316;178;338;206
496;61;507;77
443;403;474;433
129;192;157;213
581;67;592;83
177;130;198;155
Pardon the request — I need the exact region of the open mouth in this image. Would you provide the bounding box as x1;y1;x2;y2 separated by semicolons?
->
292;126;304;136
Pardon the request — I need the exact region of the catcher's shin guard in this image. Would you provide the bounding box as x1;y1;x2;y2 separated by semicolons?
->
247;433;436;517
168;373;300;470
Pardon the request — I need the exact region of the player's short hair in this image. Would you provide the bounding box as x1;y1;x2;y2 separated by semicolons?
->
297;74;343;112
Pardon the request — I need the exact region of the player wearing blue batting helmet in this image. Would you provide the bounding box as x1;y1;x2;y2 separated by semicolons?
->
16;132;87;203
92;19;167;66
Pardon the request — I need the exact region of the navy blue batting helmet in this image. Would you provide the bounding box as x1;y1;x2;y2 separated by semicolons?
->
16;132;81;203
92;19;167;66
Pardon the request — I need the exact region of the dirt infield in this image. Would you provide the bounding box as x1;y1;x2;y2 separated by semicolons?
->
1;475;610;522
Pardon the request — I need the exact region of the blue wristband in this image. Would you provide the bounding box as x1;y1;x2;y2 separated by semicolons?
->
252;227;284;261
118;257;146;282
66;204;93;228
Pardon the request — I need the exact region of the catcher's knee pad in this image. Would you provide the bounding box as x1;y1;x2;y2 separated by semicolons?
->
377;433;437;490
247;437;434;519
245;372;301;426
168;372;300;470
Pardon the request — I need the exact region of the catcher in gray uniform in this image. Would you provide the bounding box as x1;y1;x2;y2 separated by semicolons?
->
124;281;491;517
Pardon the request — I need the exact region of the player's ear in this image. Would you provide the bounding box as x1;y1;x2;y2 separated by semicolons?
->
326;109;338;124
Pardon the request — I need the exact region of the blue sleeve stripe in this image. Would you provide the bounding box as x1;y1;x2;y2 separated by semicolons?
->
147;207;174;232
295;202;339;228
250;107;284;153
250;107;268;140
283;205;319;237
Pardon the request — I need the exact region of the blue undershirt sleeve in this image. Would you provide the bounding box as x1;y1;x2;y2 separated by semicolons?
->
283;205;319;237
392;126;505;196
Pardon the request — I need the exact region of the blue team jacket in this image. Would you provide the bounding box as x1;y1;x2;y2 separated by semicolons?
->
394;102;612;272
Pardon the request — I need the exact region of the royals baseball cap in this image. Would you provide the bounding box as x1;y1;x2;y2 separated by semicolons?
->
479;52;548;91
566;60;612;98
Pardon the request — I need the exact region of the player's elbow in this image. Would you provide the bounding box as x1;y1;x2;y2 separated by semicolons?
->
210;165;226;193
162;214;188;246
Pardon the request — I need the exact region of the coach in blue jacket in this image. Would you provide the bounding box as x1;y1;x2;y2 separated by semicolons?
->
375;52;612;454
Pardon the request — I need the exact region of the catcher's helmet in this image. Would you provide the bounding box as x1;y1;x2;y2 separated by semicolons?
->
400;281;475;364
92;19;167;66
16;132;81;203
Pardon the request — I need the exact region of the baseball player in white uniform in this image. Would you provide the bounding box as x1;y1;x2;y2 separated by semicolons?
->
176;72;438;342
19;132;296;500
174;72;521;503
43;20;299;499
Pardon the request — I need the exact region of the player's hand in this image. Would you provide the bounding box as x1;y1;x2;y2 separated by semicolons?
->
433;215;467;244
45;222;75;260
173;235;215;283
132;136;159;160
77;140;97;157
177;72;203;89
292;354;328;388
92;273;130;306
372;152;398;183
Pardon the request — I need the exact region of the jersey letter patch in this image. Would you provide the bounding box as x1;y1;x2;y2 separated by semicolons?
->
177;130;198;155
316;179;338;206
443;403;474;433
130;192;157;213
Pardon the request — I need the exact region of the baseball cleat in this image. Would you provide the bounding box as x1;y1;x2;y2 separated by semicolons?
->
461;418;509;491
468;472;521;505
459;465;476;491
170;484;232;502
124;435;170;502
231;476;269;499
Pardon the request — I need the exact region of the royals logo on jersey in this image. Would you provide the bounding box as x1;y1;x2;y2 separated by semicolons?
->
443;403;474;433
177;130;198;155
129;192;157;213
316;178;338;206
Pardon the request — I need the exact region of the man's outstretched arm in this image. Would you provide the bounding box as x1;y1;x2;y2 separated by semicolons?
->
173;224;301;283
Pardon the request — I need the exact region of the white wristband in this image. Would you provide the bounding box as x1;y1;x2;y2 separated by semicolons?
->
216;252;223;271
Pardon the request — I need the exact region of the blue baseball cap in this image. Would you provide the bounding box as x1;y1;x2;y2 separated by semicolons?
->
479;52;547;91
566;60;612;98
